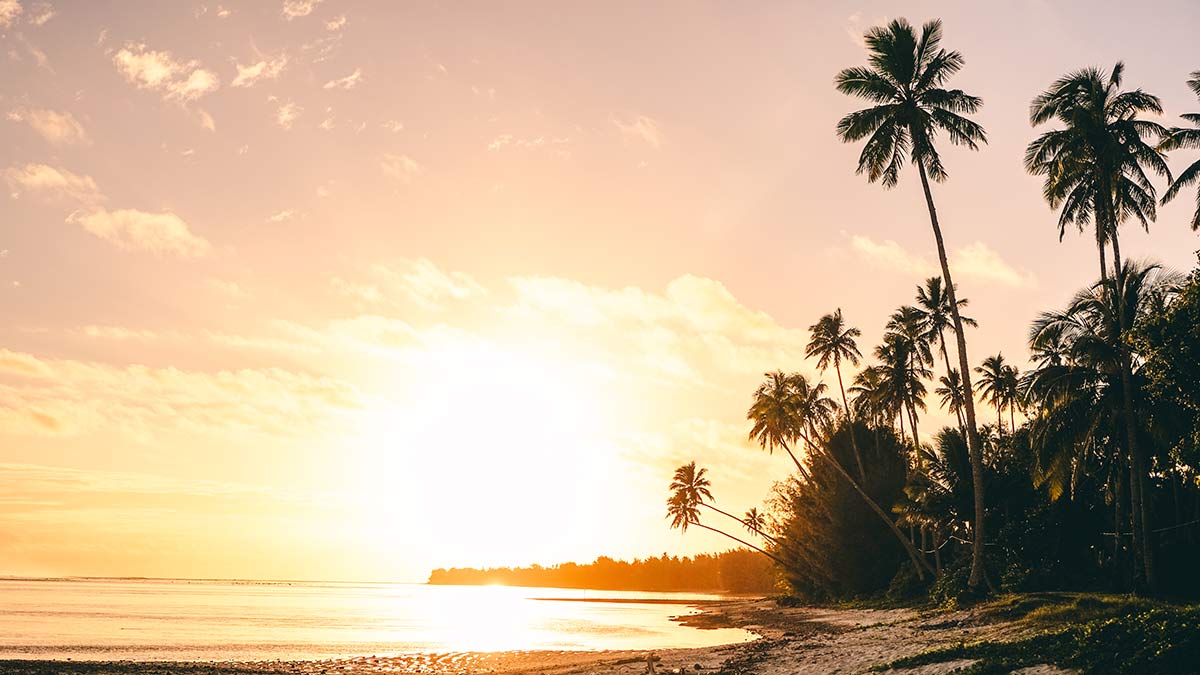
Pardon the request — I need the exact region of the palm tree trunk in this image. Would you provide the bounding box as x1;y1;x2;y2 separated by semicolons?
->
1010;404;1016;435
693;522;789;567
699;502;783;546
797;432;935;578
835;360;867;482
1109;228;1157;593
776;439;813;484
917;162;987;590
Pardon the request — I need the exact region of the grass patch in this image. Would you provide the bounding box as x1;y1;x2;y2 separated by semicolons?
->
874;602;1200;674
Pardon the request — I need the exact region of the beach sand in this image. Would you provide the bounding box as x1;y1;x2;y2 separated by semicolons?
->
0;598;1074;675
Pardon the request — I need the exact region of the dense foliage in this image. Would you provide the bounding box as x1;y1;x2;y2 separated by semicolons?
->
427;549;776;593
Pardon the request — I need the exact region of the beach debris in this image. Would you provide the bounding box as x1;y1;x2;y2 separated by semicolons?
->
645;652;661;674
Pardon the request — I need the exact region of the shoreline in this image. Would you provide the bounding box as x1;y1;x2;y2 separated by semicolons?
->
0;597;1068;675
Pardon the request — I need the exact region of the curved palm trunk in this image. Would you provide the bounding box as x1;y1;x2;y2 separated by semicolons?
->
699;502;783;547
693;522;789;567
917;163;987;589
1109;232;1157;593
795;432;935;578
776;439;813;484
835;358;867;482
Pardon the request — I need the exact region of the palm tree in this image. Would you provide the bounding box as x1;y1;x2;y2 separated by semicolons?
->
849;365;891;427
670;462;782;546
836;18;989;589
665;491;787;566
974;354;1008;433
1160;71;1200;230
914;277;978;385
876;329;931;451
935;368;966;432
806;309;866;480
743;507;768;537
747;372;935;578
1001;364;1021;434
1025;63;1171;592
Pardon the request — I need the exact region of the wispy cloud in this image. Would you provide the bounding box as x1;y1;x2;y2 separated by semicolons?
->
332;259;487;311
65;207;212;258
612;114;662;148
0;0;22;28
5;163;102;203
275;100;301;129
7;107;88;145
231;54;288;88
848;235;1037;289
380;153;422;184
267;209;295;223
281;0;321;20
323;68;363;90
325;14;346;31
112;42;219;102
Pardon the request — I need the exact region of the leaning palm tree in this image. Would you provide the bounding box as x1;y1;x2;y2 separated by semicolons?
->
747;372;934;578
806;309;866;480
666;491;787;566
836;18;989;589
1160;71;1200;230
974;354;1009;433
1026;63;1171;591
670;463;783;546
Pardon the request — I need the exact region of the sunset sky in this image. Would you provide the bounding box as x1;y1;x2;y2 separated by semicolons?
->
1;0;1198;582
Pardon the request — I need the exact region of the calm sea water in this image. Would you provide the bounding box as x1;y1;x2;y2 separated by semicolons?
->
0;578;754;661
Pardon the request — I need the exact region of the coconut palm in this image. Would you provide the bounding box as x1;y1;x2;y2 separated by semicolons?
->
1025;63;1171;591
1160;71;1200;230
1026;63;1170;281
1001;364;1021;434
914;277;978;384
670;462;783;547
849;365;892;427
935;368;967;432
666;491;787;566
747;372;935;577
806;309;867;480
836;18;989;588
974;354;1009;433
743;507;768;537
876;330;931;451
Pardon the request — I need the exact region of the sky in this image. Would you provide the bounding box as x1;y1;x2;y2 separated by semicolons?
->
1;0;1198;583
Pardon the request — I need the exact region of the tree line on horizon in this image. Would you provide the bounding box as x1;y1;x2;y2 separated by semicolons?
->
426;549;775;594
668;18;1200;601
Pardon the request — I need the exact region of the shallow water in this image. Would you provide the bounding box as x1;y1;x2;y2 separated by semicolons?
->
0;578;754;661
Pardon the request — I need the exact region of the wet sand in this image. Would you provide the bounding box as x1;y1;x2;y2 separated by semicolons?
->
0;597;1071;675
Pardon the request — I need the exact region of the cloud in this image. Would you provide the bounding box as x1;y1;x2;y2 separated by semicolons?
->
25;1;51;25
205;278;245;298
848;235;1037;288
612;115;662;148
0;0;21;28
5;163;102;203
381;119;403;132
231;54;288;88
112;42;219;102
65;208;212;258
0;347;360;440
275;101;301;129
7;107;88;145
322;68;363;90
267;209;295;223
281;0;321;20
380;153;422;184
325;14;346;31
332;259;487;312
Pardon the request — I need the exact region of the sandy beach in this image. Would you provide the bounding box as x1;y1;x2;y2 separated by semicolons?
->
0;597;1076;675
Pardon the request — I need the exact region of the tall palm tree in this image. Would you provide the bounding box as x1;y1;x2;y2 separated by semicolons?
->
914;276;977;385
1025;63;1171;592
806;309;866;480
876;329;931;451
836;18;989;589
974;354;1008;433
1160;71;1200;230
747;372;935;577
665;491;786;566
1001;364;1021;434
849;365;891;428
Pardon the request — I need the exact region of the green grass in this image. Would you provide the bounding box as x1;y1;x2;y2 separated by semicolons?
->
873;595;1200;674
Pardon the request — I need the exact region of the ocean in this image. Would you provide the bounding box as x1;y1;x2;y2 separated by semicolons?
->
0;577;754;661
